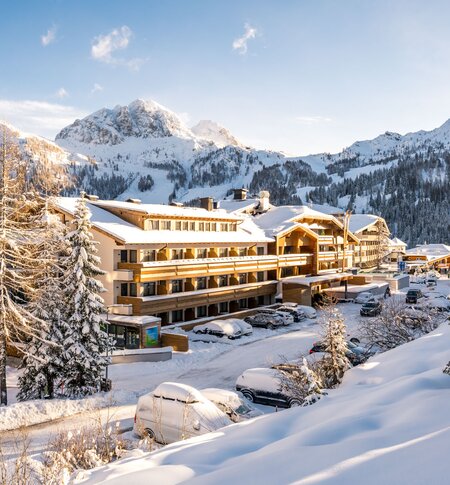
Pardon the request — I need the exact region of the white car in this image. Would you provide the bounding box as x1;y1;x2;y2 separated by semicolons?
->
134;382;232;444
354;292;376;304
295;305;317;319
193;319;243;339
223;318;253;336
256;309;294;325
201;388;263;422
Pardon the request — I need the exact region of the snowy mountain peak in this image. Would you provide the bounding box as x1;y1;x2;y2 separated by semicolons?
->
56;99;192;146
191;120;242;148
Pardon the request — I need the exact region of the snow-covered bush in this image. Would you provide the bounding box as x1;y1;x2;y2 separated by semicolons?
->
319;307;351;388
275;359;325;405
359;298;442;352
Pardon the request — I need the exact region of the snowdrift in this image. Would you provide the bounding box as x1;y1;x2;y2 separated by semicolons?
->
75;324;450;485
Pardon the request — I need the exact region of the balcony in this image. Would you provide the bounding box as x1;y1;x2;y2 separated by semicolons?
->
117;280;278;315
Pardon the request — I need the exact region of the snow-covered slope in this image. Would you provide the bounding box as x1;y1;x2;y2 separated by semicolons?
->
75;324;450;485
191;120;243;148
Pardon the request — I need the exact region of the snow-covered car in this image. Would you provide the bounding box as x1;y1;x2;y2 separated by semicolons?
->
235;368;302;408
424;298;450;312
295;305;317;319
354;292;376;304
276;305;305;322
222;318;253;336
244;313;286;329
256;309;294;325
134;382;232;444
193;319;243;339
360;301;382;317
201;388;263;422
309;340;372;365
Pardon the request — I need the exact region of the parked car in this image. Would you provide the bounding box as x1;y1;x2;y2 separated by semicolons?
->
134;382;232;444
256;308;294;325
424;297;450;312
244;312;286;329
360;301;382;317
222;318;253;336
193;320;243;339
235;368;302;408
201;388;263;422
294;305;317;319
354;292;376;304
309;340;372;365
275;305;305;322
406;289;424;304
426;279;437;288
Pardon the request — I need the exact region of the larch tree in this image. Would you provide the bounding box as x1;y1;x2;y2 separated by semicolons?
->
59;193;111;397
320;306;351;388
0;132;46;406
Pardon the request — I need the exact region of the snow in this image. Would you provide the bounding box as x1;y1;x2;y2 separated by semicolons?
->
151;382;206;403
282;272;353;286
235;367;282;393
348;214;380;234
75;314;450;485
406;244;450;261
191;120;242;148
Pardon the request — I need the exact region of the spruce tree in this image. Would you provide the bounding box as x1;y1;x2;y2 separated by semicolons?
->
320;307;351;388
59;194;110;397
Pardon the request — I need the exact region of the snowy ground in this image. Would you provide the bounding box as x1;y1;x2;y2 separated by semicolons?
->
1;278;449;476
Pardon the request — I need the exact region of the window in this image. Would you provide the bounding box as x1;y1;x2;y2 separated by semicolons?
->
143;282;156;297
172;249;183;260
219;248;229;258
257;246;265;256
120;283;128;297
190;221;196;231
142;249;156;262
172;279;183;293
161;220;171;230
239;298;248;309
183;221;189;231
220;223;228;232
171;310;183;323
197;248;208;259
175;221;182;230
211;223;217;232
120;283;137;297
206;222;211;231
218;275;228;287
239;273;247;284
129;250;137;263
239;248;247;257
197;277;207;290
257;271;265;282
231;223;237;231
199;222;205;231
149;220;159;230
120;250;128;263
196;306;207;318
219;301;228;313
129;283;137;297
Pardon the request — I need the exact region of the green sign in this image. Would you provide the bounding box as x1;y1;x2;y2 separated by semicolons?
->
145;326;159;347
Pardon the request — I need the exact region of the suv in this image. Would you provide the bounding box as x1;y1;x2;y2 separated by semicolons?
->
275;305;304;322
360;301;382;317
309;340;372;365
244;313;285;329
256;309;294;325
406;289;423;304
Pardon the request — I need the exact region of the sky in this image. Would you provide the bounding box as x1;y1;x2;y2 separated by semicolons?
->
1;0;450;155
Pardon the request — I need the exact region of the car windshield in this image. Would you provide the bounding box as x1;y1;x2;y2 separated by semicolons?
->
364;302;378;308
234;401;252;414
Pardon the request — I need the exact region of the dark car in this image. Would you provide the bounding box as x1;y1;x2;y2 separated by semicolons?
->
275;305;304;322
244;313;285;329
309;340;371;365
360;301;382;317
406;289;424;304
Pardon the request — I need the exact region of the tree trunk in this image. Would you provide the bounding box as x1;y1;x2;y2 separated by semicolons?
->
0;330;7;406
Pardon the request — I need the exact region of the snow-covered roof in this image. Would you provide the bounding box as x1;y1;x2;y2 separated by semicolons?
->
405;244;450;261
388;237;407;247
308;203;344;215
92;199;241;221
218;198;261;213
348;214;382;234
56;197;272;245
282;272;353;286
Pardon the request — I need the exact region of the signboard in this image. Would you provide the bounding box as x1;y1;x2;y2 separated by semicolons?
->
398;261;406;272
144;326;159;347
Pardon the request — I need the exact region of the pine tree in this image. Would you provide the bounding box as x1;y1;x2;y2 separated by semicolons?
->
59;194;110;397
17;199;68;400
320;307;351;388
0;132;46;406
444;362;450;376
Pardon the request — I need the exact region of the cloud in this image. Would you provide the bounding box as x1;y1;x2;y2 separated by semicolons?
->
294;116;333;125
91;25;146;70
91;83;103;94
41;26;57;46
56;87;69;99
0;99;87;139
232;23;258;54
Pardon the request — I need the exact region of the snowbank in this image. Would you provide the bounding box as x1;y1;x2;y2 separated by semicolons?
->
75;323;450;485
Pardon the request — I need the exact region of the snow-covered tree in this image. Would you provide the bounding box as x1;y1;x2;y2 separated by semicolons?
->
17;200;68;400
59;194;110;397
0;132;46;406
444;362;450;376
320;307;351;388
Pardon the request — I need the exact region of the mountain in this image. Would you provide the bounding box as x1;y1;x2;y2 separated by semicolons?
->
191;120;243;148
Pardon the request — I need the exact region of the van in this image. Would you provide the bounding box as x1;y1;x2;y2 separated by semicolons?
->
134;382;232;444
235;368;302;408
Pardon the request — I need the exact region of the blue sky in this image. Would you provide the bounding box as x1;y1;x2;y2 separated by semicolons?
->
1;0;450;154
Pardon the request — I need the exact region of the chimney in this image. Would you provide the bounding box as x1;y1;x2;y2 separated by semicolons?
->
233;188;248;201
126;198;142;204
85;194;99;201
259;191;270;212
200;197;214;211
170;201;184;207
